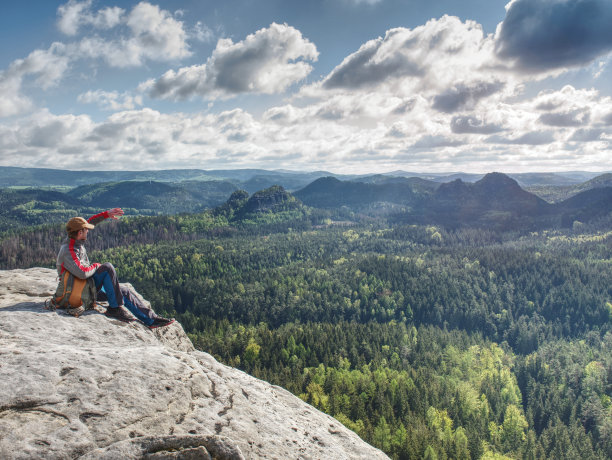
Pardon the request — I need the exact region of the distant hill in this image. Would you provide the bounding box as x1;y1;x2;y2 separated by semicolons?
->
238;173;336;193
409;173;554;230
526;173;612;203
510;173;584;187
0;166;339;191
0;188;88;231
294;172;611;230
68;180;237;214
1;169;609;233
215;185;308;225
430;172;601;186
351;174;440;193
241;185;302;214
554;186;612;226
0;166;219;187
3;166;606;190
0;180;239;232
294;176;426;210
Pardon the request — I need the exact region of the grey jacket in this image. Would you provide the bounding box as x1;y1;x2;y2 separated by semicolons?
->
56;211;110;279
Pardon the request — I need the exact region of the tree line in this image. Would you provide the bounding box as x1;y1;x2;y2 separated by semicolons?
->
1;209;611;458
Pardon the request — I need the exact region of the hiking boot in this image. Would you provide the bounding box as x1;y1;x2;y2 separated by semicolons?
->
105;306;135;322
66;305;85;317
148;317;175;329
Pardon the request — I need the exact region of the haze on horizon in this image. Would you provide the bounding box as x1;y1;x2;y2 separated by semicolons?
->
1;0;611;175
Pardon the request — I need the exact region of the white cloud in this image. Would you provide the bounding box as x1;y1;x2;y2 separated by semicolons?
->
539;109;590;127
0;73;31;118
7;43;69;90
57;0;124;35
2;8;612;173
193;21;215;43
57;1;190;67
125;2;190;61
57;0;93;35
0;97;610;173
299;15;512;123
1;2;191;118
0;44;69;117
0;1;193;119
531;85;612;125
77;90;143;111
318;16;499;93
450;115;503;134
432;81;505;113
14;109;94;151
147;23;318;100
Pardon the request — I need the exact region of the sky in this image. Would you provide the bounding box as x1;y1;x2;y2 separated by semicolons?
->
1;0;611;174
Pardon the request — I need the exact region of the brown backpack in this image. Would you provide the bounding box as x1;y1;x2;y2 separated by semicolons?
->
48;271;97;315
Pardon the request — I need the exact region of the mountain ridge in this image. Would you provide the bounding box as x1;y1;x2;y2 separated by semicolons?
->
1;171;610;233
2;166;608;189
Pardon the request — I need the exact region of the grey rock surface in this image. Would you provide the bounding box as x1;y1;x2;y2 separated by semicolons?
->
0;268;389;460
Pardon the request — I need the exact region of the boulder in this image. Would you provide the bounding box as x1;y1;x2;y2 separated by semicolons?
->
0;268;388;459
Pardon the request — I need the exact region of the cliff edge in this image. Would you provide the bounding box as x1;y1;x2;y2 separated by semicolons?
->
0;268;388;460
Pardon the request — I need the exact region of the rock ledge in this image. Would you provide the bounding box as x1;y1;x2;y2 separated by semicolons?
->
0;268;388;460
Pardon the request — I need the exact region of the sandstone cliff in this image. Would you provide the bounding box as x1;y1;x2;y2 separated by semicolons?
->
0;268;388;460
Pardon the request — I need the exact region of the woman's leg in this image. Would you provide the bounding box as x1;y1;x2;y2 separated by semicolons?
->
120;285;155;326
93;263;123;307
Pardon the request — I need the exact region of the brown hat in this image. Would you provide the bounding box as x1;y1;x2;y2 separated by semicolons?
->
66;217;94;234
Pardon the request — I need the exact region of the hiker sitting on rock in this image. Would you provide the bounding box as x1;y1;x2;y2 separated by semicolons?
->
55;208;174;329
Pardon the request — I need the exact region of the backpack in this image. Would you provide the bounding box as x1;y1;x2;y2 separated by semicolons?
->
47;271;97;315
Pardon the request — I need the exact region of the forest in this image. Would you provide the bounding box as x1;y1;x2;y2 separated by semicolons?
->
1;188;611;459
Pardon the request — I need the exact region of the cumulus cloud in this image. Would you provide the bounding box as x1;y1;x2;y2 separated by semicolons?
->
495;0;612;72
56;1;191;67
450;116;503;134
14;110;94;152
432;81;505;113
0;44;69;117
192;21;215;43
77;90;143;111
531;85;612;127
321;31;423;90
412;134;462;149
487;131;557;145
0;74;31;118
57;0;124;35
539;108;590;127
75;2;191;67
317;16;499;95
147;23;317;100
2;6;612;173
1;99;610;173
568;128;605;142
0;2;191;118
299;15;511;124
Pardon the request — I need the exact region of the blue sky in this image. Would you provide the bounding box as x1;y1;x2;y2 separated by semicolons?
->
0;0;611;174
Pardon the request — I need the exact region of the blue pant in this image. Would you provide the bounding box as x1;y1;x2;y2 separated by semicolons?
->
92;263;156;325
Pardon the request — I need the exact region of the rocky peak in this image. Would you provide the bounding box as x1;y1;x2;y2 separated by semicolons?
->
244;185;294;212
0;268;387;460
474;172;522;196
435;178;471;198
